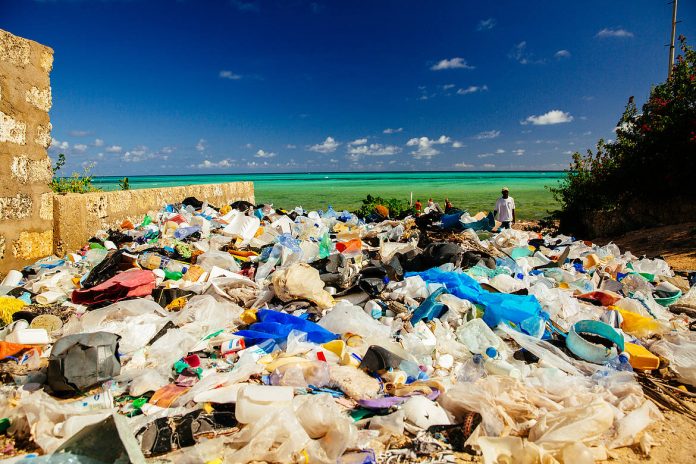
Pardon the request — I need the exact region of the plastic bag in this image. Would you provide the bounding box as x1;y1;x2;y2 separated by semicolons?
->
318;300;391;342
649;331;696;386
196;250;240;272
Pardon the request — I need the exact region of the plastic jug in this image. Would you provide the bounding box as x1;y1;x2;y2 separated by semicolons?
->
235;385;294;424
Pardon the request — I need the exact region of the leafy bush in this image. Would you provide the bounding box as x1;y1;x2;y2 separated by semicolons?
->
355;194;415;219
549;36;696;232
50;153;102;194
119;177;130;190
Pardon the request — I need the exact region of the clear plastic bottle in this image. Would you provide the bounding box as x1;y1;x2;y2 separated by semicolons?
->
483;347;522;379
255;243;282;283
456;354;486;382
608;352;634;372
138;252;189;274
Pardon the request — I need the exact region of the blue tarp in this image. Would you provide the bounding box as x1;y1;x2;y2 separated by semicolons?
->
440;211;495;232
235;309;339;346
406;267;548;332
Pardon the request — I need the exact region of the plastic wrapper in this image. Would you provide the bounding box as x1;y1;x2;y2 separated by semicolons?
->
649;331;696;386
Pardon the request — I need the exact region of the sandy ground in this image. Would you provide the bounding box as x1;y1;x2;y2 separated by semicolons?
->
593;222;696;272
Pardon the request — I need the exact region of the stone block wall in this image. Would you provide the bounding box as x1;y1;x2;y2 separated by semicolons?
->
53;182;255;256
0;29;54;274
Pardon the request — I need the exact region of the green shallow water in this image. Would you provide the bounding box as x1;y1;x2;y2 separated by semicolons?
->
92;171;564;220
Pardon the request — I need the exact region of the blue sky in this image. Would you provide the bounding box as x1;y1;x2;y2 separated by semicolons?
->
4;0;695;175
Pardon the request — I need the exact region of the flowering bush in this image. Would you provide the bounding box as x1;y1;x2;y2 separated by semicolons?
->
550;36;696;233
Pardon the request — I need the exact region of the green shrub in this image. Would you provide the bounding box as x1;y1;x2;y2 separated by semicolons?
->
50;153;102;194
549;36;696;233
355;194;415;219
119;177;130;190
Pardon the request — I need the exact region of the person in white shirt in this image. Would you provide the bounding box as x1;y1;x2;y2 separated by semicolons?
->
494;187;515;229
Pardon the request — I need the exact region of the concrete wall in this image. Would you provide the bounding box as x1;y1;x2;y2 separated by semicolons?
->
53;182;254;256
0;29;55;272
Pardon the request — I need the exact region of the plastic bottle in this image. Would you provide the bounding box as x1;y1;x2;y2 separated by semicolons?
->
483;347;522;379
319;232;332;259
137;252;189;274
608;352;634;372
456;354;486;382
255;243;282;283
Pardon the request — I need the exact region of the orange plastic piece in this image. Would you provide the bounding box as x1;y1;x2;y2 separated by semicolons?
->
120;219;134;230
336;238;362;255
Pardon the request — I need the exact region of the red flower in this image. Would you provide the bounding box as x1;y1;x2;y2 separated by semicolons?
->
641;124;651;133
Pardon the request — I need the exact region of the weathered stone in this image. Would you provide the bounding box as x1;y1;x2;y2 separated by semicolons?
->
39;192;53;221
0;235;5;261
0;111;27;145
0;30;30;66
40;50;53;73
12;230;52;260
25;86;52;112
11;156;52;184
0;29;54;274
35;123;52;148
0;194;32;220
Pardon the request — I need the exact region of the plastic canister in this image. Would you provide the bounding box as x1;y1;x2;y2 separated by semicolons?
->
235;385;294;424
64;389;114;412
5;328;49;345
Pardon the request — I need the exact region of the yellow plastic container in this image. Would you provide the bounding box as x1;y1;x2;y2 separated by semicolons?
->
625;342;660;370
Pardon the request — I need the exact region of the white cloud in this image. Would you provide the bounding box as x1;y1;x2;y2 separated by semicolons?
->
160;146;175;154
509;41;543;64
442;84;455;90
93;138;104;147
454;162;474;168
219;70;242;80
105;145;122;153
482;163;496;169
457;85;488;95
244;143;253;149
308;136;340;153
452;141;465;148
286;144;297;149
430;57;474;71
406;135;451;159
477;153;495;158
349;138;368;146
196;138;207;152
329;158;338;163
383;127;404;134
495;149;506;154
347;143;401;156
255;149;276;158
523;110;574;125
477;18;496;31
50;138;69;150
596;27;634;38
68;130;90;137
73;143;88;153
512;149;525;156
554;49;571;59
474;130;500;139
196;158;235;169
121;145;150;162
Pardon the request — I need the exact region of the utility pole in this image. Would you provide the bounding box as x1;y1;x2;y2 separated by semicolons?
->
668;0;678;79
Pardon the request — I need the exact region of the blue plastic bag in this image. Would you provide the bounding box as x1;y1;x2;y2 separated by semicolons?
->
235;309;338;346
406;267;548;334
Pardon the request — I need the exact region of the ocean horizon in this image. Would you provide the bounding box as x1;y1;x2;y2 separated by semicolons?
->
91;171;564;219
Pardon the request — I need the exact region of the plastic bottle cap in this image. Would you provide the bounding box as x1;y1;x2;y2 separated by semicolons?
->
473;354;483;364
485;347;498;359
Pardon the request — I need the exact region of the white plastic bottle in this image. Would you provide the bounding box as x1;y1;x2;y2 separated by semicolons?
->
483;347;521;379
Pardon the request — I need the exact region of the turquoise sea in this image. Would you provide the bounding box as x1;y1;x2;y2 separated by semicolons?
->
92;171;565;220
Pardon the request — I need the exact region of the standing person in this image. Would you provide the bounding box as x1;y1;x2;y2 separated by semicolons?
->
444;198;453;213
427;198;434;209
494;187;515;229
414;199;422;214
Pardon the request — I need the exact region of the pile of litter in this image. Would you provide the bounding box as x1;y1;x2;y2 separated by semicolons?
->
0;198;694;464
